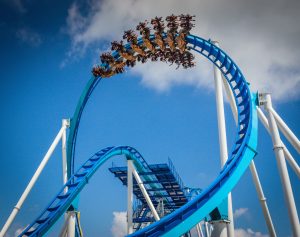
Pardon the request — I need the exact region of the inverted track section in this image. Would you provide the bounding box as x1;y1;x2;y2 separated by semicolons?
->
21;32;258;236
130;35;258;236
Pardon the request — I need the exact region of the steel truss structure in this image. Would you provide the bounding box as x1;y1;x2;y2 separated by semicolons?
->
109;159;227;235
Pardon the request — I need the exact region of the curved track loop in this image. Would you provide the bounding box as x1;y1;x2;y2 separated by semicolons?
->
130;35;258;236
20;34;258;236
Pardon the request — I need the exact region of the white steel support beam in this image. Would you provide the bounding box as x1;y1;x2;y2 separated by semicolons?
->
213;41;234;237
67;212;76;237
0;123;69;237
127;159;134;234
62;120;69;226
282;146;300;179
198;223;205;237
196;224;201;237
61;119;75;237
264;94;300;237
128;161;160;221
62;120;68;227
257;108;300;178
221;75;238;120
205;222;210;237
196;223;204;237
62;119;70;189
270;107;300;154
221;75;276;236
249;160;276;236
59;213;71;237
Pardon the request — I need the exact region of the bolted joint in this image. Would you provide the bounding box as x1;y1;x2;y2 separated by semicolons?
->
62;118;71;128
259;197;267;202
257;92;269;107
273;145;284;151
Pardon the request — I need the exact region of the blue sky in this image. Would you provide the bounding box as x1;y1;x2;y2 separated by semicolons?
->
0;0;299;236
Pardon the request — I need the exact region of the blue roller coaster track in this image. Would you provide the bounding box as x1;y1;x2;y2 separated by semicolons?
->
19;34;258;236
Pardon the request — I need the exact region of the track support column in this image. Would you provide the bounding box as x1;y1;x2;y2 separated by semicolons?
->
196;223;204;237
205;222;210;237
257;108;300;178
270;107;300;154
263;93;300;237
62;119;70;190
128;160;160;221
0;122;69;237
221;76;276;236
61;119;75;237
127;159;134;234
212;41;234;237
249;160;276;236
67;211;76;237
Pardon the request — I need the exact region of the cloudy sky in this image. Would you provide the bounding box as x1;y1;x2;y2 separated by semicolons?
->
0;0;299;236
62;0;300;100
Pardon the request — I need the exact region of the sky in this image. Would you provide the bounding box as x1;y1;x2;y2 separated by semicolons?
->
0;0;299;236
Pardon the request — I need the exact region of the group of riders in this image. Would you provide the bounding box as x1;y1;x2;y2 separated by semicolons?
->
92;14;196;78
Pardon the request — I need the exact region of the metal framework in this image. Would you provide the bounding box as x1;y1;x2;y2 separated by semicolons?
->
110;161;188;212
0;14;299;237
110;159;226;236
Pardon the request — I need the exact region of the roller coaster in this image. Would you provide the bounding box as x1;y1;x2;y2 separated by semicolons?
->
1;15;299;237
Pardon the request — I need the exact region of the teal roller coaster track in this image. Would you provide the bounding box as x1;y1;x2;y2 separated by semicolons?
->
19;34;258;236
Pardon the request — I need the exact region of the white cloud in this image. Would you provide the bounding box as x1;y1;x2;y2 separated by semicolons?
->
131;53;213;92
16;28;42;47
64;0;300;101
235;228;269;237
234;207;249;219
111;211;127;237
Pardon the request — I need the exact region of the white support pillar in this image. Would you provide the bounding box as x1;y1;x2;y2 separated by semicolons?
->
205;222;210;237
264;94;300;237
257;108;300;178
196;223;204;237
127;159;133;234
67;212;76;237
196;224;201;237
282;147;300;179
62;119;70;189
0;123;68;237
61;119;75;237
226;195;234;237
128;161;160;221
59;213;71;237
249;160;276;236
62;120;69;225
270;107;300;154
198;223;205;237
213;41;234;237
213;41;229;186
221;77;276;236
221;75;238;121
